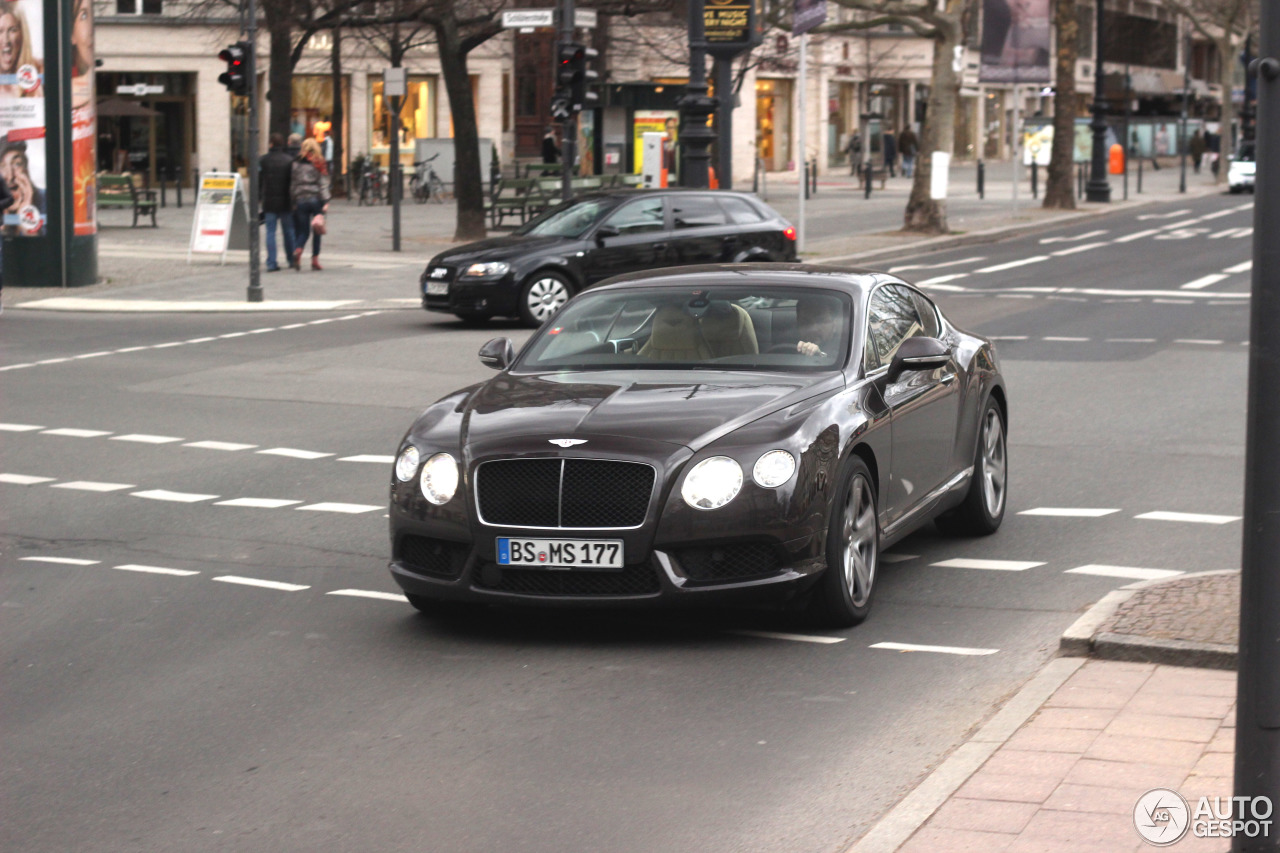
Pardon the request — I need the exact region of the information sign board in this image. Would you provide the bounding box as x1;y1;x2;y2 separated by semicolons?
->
188;172;243;263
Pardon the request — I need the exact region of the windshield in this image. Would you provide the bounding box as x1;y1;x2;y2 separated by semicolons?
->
517;285;855;373
515;198;613;238
1236;143;1256;162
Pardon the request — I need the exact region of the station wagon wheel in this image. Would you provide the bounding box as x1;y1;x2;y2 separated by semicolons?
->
936;397;1007;537
518;271;573;327
810;456;878;627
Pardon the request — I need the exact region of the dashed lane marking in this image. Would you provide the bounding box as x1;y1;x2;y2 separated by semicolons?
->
49;481;135;492
41;428;111;438
131;489;220;503
1136;209;1192;220
1174;339;1225;346
931;558;1045;571
111;434;184;444
1136;510;1241;525
870;642;999;656
1065;565;1185;581
213;575;310;592
976;256;1050;273
1040;229;1108;244
115;564;200;577
338;455;395;464
1043;336;1089;342
0;473;55;485
1018;507;1120;518
729;630;846;645
916;273;970;287
256;447;334;460
1050;242;1109;257
889;256;987;273
214;497;304;508
296;502;383;514
1113;228;1162;243
1181;274;1230;291
183;441;257;451
327;589;408;603
0;423;44;431
1224;260;1253;274
21;556;99;565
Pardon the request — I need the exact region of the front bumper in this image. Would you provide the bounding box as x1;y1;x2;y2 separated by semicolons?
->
422;272;519;316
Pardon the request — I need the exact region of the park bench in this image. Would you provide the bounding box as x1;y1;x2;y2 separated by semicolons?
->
485;178;547;228
523;162;562;179
97;172;158;227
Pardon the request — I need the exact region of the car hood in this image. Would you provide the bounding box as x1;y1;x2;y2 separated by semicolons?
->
431;235;575;265
461;370;839;453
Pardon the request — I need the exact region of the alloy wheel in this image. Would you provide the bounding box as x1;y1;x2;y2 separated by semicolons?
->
841;473;877;608
981;408;1007;519
525;276;570;323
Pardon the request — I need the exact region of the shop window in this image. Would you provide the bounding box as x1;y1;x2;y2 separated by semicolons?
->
371;74;436;166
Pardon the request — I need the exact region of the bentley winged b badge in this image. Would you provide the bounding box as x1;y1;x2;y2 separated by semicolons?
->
549;439;588;448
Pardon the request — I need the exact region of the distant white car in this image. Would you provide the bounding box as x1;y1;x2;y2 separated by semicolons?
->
1229;142;1256;193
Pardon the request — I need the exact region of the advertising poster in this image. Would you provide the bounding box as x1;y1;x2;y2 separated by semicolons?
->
0;0;47;236
979;0;1051;84
70;0;95;235
189;173;240;258
576;109;595;177
633;109;677;174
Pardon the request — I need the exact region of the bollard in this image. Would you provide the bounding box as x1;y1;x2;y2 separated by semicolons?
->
978;160;985;199
176;166;182;208
811;160;818;195
1031;160;1038;199
160;172;166;208
864;161;872;199
804;160;810;200
1077;162;1084;199
1137;157;1143;193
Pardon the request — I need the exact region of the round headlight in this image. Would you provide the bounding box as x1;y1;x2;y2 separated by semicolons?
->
419;452;459;505
681;456;743;511
394;445;420;482
753;450;796;488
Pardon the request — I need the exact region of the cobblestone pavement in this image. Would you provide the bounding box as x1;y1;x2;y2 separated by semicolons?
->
1106;573;1240;647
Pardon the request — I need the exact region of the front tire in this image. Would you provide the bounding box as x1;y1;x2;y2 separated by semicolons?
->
936;398;1007;536
518;271;573;327
809;457;879;628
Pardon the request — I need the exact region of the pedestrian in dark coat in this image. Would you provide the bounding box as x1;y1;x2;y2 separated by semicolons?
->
259;132;295;271
291;137;330;272
898;126;919;178
541;126;560;165
883;131;897;178
1189;129;1206;174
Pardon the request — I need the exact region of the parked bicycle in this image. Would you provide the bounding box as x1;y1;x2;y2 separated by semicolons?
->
410;153;448;204
357;159;387;206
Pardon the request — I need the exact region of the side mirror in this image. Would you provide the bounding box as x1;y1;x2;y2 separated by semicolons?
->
886;336;950;382
595;224;620;243
478;337;515;370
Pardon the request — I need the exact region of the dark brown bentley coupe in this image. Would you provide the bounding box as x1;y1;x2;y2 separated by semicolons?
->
389;265;1008;627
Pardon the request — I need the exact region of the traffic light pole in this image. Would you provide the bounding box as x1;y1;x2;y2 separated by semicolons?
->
245;0;262;302
558;0;576;203
678;0;716;189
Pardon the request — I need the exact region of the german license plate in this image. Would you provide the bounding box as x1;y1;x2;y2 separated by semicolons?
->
496;538;624;570
426;278;449;295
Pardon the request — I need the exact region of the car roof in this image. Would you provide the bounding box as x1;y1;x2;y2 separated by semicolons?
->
571;188;775;204
588;263;885;294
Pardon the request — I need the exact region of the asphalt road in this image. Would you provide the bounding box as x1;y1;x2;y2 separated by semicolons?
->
0;190;1252;853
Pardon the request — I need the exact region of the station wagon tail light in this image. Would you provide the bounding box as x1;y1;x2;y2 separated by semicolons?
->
753;450;796;488
395;445;420;482
783;226;797;241
682;456;743;510
420;453;459;505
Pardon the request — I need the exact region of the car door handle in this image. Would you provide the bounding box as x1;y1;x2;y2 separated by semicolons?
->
652;243;668;251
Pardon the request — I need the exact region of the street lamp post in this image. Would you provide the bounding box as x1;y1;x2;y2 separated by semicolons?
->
1180;33;1190;194
1085;0;1111;202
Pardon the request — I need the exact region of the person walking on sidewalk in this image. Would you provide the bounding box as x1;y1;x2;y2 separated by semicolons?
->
260;133;295;271
1189;129;1206;174
898;125;918;178
291;137;330;272
844;130;862;175
882;131;897;178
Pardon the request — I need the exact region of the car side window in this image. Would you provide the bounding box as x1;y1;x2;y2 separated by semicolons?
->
867;284;925;366
601;197;666;235
672;195;729;229
718;196;765;225
910;289;941;338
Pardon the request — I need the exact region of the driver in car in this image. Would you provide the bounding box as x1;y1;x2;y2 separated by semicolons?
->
795;296;840;357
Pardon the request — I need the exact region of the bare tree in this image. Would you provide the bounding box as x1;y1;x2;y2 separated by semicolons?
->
1162;0;1259;181
821;0;972;234
1042;0;1077;208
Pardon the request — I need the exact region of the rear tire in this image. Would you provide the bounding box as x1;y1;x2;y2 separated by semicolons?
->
808;457;879;628
936;398;1007;536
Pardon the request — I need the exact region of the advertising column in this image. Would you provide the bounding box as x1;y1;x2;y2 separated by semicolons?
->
3;0;96;287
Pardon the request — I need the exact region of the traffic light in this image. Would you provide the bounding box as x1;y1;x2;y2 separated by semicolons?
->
555;42;599;115
217;42;250;95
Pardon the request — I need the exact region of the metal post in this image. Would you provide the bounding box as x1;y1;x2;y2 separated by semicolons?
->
1012;84;1020;218
1085;0;1111;202
796;32;806;252
390;91;401;249
978;159;985;199
1233;1;1280;843
678;0;716;189
1137;157;1143;193
1123;63;1130;201
1180;32;1190;193
245;0;261;302
559;0;576;203
1031;160;1038;199
864;161;872;199
176;166;182;208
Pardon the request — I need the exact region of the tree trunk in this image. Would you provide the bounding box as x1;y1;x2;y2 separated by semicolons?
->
904;15;961;233
1043;0;1078;209
267;11;293;139
436;21;486;242
331;27;345;197
1214;34;1236;183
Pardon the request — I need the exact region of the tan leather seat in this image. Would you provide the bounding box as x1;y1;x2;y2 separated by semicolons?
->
638;305;712;361
699;302;759;358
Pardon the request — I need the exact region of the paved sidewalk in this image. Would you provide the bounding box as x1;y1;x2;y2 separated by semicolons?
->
850;571;1243;853
3;157;1230;312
